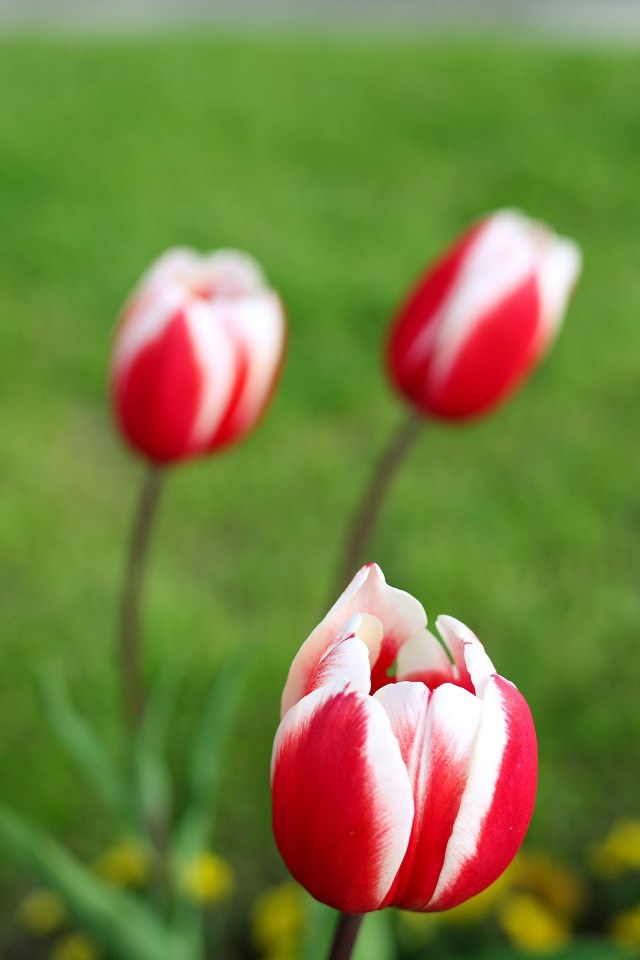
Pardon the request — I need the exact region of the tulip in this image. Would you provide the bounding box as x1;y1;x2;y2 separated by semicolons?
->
111;248;286;464
272;564;537;915
388;209;581;420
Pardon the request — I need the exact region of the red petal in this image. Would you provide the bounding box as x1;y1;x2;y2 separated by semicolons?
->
114;309;202;463
424;276;540;419
272;682;413;913
375;682;482;909
388;221;485;404
427;676;537;910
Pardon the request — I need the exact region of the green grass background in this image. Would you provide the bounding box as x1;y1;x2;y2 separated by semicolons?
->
1;32;639;933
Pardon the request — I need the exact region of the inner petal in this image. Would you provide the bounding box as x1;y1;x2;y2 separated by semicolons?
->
396;629;474;694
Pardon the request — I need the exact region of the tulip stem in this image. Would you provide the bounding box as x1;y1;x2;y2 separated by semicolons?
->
327;913;365;960
332;411;422;597
118;464;164;730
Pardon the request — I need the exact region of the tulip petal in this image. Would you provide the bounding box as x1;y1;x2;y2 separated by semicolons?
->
428;211;540;388
388;219;485;399
396;628;474;693
375;681;482;909
114;308;204;463
306;614;383;696
535;235;582;346
272;680;414;913
185;300;238;448
208;293;286;449
281;564;427;716
436;616;496;696
427;675;537;910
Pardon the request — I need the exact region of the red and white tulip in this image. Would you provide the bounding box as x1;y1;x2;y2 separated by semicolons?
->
111;248;286;463
388;209;581;420
272;564;537;914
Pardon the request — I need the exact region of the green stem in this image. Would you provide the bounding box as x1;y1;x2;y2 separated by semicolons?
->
118;465;164;731
331;411;421;599
327;913;365;960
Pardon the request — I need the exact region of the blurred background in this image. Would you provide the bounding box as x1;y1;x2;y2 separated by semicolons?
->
1;1;639;958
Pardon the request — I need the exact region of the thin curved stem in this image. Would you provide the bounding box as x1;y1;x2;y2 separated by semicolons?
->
118;464;164;731
331;411;422;599
327;913;365;960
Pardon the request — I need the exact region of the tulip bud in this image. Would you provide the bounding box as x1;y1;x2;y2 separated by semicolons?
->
388;210;581;420
110;248;286;463
272;564;537;915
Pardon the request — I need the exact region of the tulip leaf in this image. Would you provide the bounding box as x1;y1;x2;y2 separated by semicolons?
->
133;657;185;841
0;806;197;960
38;665;135;828
174;650;246;857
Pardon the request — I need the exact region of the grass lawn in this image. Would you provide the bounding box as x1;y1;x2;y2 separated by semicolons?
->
0;31;639;940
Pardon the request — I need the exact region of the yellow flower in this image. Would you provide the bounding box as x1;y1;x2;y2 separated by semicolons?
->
179;852;234;904
92;838;150;889
19;888;67;936
611;904;640;948
513;852;584;919
590;820;640;879
252;882;305;957
498;893;570;953
51;932;100;960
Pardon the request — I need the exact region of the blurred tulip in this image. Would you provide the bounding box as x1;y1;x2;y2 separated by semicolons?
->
111;248;286;463
387;209;581;420
272;564;537;914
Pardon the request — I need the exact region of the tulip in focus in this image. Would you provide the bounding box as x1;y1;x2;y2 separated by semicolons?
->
111;248;286;463
272;564;537;914
388;209;581;420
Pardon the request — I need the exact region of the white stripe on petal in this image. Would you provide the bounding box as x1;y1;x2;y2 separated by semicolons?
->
535;234;582;346
186;300;238;447
419;211;539;388
427;676;507;905
223;292;286;430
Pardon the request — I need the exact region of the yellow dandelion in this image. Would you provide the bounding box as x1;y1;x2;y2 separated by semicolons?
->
590;820;640;879
51;932;100;960
179;851;234;904
513;852;584;919
92;838;150;889
498;893;570;953
19;888;67;936
611;903;640;948
252;882;305;956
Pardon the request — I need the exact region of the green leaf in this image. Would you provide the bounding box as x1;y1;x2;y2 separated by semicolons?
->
174;650;246;858
133;659;185;840
0;806;198;960
38;665;134;828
